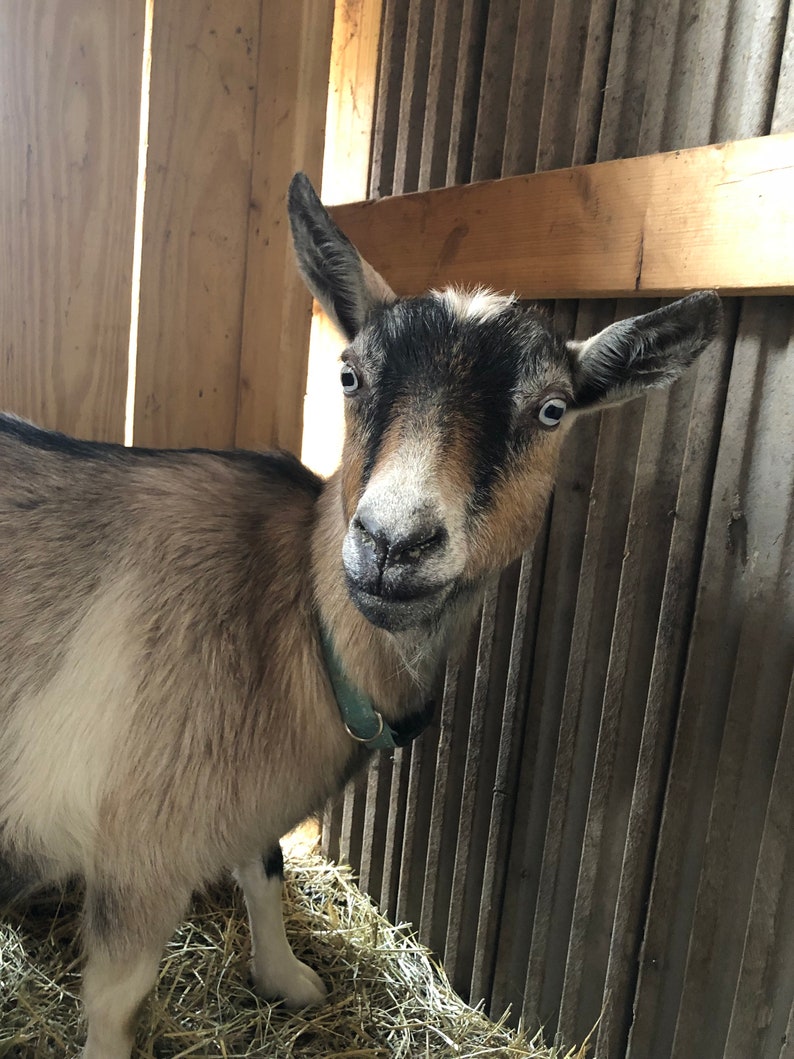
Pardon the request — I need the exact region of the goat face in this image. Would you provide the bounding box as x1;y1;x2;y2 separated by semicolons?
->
288;175;721;633
335;292;568;631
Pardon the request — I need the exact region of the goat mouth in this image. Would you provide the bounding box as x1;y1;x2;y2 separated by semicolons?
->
345;578;452;631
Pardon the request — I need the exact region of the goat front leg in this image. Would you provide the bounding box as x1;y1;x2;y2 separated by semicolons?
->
235;844;326;1008
81;880;187;1059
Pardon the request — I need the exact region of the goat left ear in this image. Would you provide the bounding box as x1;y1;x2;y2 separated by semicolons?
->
288;173;396;341
567;291;722;410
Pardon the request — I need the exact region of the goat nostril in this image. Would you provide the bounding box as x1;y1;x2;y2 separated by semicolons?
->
352;512;389;564
353;516;372;546
390;526;447;565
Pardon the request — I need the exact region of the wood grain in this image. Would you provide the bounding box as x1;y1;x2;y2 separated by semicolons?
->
330;134;794;298
322;0;383;207
303;0;384;478
133;0;260;449
0;0;143;440
234;0;334;454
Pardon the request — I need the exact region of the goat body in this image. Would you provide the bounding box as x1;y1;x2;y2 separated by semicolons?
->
0;174;721;1057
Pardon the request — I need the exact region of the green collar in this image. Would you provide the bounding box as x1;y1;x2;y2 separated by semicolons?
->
319;624;401;750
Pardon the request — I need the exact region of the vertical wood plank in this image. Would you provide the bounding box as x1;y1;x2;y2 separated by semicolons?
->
470;548;538;1002
379;745;411;919
771;1;794;133
419;663;460;950
395;738;425;924
0;0;143;441
445;0;489;186
303;0;383;479
501;0;556;178
570;0;619;166
723;673;794;1059
595;0;660;161
235;0;334;454
593;301;737;1059
669;301;794;1059
418;0;465;191
357;752;393;895
470;0;520;182
133;0;260;449
391;0;435;194
711;0;788;145
322;798;342;863
443;584;499;985
536;0;606;172
369;0;410;198
626;299;794;1059
321;0;383;207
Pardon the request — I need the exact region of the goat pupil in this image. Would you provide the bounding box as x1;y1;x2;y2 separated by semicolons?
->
341;367;358;392
538;398;567;428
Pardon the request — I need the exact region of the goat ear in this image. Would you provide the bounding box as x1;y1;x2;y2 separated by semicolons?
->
566;292;722;411
288;173;396;341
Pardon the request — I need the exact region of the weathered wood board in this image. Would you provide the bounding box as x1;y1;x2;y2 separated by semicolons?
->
330;134;794;298
0;0;144;441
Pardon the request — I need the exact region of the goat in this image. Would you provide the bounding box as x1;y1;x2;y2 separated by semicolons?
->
0;173;721;1058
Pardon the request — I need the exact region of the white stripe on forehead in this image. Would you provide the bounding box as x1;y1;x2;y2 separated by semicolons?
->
433;286;517;324
360;428;469;576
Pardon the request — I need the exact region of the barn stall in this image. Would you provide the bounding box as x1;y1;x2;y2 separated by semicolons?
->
0;1;792;1058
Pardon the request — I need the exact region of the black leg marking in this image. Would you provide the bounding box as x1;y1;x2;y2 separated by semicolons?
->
263;843;284;881
84;884;126;945
0;848;45;908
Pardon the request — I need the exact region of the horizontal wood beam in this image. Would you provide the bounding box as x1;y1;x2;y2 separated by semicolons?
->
329;134;794;299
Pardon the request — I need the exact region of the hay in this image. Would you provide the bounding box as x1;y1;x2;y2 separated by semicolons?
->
1;839;562;1059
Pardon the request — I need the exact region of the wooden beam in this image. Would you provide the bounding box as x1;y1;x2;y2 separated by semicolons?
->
329;134;794;298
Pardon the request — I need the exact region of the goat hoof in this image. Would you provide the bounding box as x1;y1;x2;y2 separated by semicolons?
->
252;957;327;1009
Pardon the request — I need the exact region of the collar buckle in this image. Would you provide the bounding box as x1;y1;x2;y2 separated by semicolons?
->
344;710;385;744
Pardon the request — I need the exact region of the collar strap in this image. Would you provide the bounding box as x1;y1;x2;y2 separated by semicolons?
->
319;624;434;751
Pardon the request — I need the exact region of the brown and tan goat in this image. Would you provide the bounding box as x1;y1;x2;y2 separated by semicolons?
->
0;174;721;1057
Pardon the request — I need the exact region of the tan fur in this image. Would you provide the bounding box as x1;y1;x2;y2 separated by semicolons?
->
340;422;368;522
2;577;140;873
465;431;563;580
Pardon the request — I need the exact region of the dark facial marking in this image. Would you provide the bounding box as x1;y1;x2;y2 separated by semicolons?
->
350;298;564;512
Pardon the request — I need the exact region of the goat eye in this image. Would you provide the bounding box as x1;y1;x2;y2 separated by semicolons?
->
340;364;360;394
538;397;567;428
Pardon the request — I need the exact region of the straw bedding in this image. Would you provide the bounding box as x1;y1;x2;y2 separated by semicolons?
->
1;840;566;1058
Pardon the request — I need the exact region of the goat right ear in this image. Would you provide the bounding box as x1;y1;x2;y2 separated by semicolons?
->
288;173;396;341
566;291;722;411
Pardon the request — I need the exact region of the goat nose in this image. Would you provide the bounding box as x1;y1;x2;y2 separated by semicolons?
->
352;509;447;570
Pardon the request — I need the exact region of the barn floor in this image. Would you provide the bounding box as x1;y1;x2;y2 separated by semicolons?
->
0;832;562;1058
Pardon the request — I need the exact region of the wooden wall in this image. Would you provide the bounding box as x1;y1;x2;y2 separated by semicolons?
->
0;0;144;442
323;3;794;1059
0;0;334;454
2;3;792;1057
